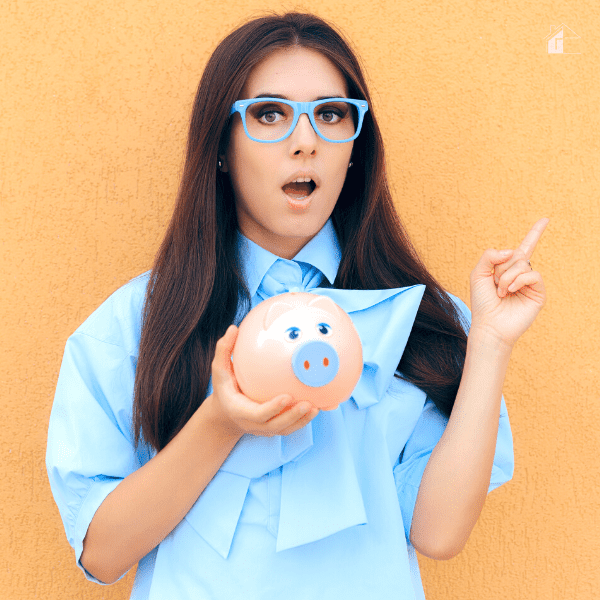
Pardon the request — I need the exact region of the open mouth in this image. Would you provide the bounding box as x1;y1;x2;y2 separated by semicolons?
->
281;180;317;200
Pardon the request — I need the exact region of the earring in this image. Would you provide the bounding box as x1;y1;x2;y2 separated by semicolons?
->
348;162;353;168
218;160;222;168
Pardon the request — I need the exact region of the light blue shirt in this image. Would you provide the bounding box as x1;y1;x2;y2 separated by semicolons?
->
46;219;514;600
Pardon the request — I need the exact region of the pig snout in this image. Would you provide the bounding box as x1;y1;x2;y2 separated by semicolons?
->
291;340;340;388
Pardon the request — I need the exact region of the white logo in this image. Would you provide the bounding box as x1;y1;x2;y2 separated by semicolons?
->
544;24;581;54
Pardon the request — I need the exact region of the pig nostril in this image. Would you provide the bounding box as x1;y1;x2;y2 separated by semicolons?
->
304;360;310;370
323;358;329;367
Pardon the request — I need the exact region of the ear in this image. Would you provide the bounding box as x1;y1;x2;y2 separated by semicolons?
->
263;300;294;330
218;153;229;173
307;295;342;316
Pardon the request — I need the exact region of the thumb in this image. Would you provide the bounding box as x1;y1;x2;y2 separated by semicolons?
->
222;324;239;353
212;325;239;384
472;248;514;278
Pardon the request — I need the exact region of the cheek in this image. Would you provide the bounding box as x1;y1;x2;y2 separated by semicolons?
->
227;131;275;190
226;145;281;222
326;149;353;193
331;143;353;171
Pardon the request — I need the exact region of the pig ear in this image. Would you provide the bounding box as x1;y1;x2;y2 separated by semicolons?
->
263;300;294;330
307;294;342;316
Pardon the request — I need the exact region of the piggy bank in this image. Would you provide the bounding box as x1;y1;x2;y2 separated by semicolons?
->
231;292;363;411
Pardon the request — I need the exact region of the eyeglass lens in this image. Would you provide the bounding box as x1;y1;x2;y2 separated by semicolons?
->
245;101;358;142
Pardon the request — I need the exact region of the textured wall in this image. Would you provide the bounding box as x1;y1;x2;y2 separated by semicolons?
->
1;0;598;598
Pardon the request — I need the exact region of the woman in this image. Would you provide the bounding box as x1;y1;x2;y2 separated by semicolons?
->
46;12;547;599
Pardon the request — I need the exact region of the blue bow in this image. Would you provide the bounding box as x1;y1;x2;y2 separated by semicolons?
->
184;259;426;558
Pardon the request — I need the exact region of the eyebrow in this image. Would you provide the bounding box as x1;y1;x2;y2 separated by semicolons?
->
252;93;347;101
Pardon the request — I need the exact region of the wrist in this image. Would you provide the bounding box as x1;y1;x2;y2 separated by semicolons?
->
200;394;244;443
467;324;515;357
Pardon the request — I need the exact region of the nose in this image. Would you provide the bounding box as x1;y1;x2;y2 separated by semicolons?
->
291;340;339;388
289;113;318;156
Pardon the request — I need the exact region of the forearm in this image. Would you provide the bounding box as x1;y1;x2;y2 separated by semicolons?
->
80;394;242;584
409;328;513;560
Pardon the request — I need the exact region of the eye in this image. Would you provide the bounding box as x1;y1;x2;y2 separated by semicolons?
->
258;110;284;124
317;322;332;336
317;110;342;124
316;104;345;124
285;326;302;341
250;102;289;125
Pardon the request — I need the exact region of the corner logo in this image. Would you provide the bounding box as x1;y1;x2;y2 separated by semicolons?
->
544;24;581;54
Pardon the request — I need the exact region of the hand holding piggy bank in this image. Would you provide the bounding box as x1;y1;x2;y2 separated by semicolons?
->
231;292;363;411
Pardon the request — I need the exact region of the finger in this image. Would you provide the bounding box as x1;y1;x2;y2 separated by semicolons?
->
277;407;319;437
264;401;315;434
212;325;238;383
251;394;297;424
497;259;533;297
518;218;549;259
227;391;298;428
472;248;514;279
493;249;528;285
212;327;242;397
506;270;546;299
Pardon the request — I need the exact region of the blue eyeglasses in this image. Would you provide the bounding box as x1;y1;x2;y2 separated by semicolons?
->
229;97;369;143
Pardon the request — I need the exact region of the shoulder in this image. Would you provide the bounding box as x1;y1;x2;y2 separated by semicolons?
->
73;271;151;355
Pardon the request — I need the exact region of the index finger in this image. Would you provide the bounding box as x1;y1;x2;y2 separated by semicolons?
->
518;217;549;259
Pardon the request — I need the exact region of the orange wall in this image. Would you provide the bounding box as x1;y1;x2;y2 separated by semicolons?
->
1;1;598;598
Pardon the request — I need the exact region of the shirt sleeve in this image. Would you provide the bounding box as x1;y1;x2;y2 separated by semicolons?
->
392;294;515;545
46;331;146;584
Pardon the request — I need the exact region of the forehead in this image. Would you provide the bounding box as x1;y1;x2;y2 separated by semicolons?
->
240;47;349;100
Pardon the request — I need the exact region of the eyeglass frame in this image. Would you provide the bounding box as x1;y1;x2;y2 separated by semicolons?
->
229;97;369;143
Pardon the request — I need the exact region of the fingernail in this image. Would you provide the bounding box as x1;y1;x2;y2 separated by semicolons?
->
500;249;512;256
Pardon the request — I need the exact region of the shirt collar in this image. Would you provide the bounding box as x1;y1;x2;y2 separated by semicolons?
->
237;218;342;298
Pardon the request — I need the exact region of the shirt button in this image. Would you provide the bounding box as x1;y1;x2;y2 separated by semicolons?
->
290;286;300;293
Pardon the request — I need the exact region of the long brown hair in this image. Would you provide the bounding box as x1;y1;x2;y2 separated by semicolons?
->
133;12;469;451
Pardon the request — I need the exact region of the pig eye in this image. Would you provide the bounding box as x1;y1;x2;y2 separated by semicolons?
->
317;323;332;336
285;326;302;341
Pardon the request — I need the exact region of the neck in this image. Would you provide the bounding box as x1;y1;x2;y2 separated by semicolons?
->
240;229;315;260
